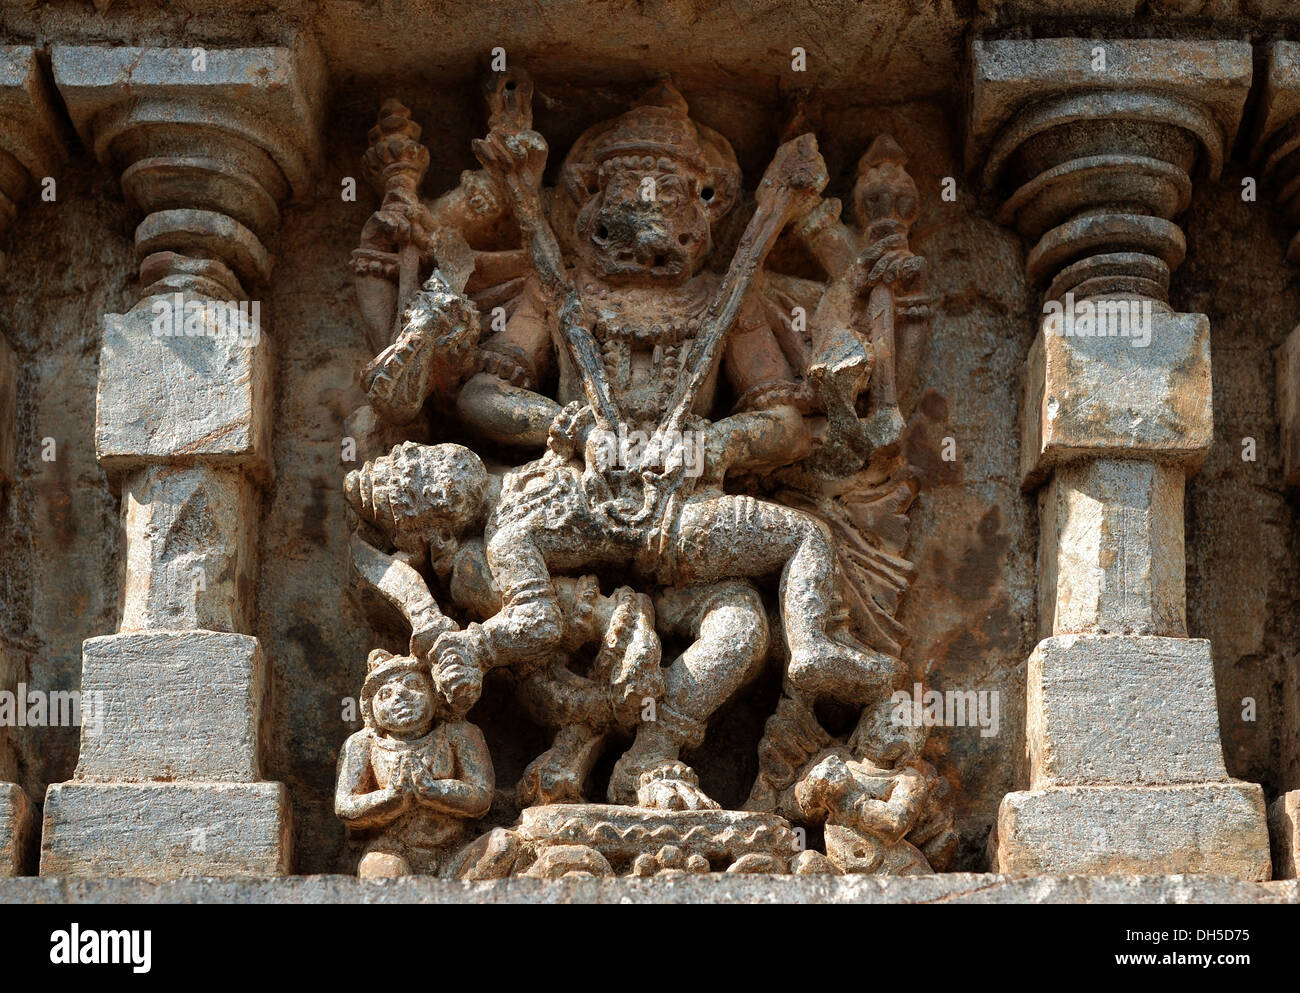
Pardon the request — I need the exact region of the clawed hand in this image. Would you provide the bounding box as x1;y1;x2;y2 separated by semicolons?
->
361;191;434;256
853;241;925;294
472;127;548;196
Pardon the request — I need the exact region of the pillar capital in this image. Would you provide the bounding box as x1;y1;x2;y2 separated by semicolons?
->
970;37;1251;302
51;41;324;291
0;46;63;242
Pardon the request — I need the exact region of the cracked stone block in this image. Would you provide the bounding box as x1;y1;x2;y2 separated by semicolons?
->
75;631;265;782
119;465;258;633
995;782;1272;878
0;782;37;876
0;333;13;488
40;781;291;878
1027;635;1228;789
1021;307;1212;489
1270;791;1299;879
95;293;271;476
1037;459;1186;638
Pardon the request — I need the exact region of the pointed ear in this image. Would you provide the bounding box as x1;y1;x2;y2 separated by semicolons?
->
696;123;741;223
701;166;739;223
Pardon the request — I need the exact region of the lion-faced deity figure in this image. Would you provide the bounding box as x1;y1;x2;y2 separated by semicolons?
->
340;71;951;877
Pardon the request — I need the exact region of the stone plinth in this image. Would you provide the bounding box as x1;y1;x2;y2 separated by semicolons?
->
3;872;1296;905
40;782;291;878
1026;636;1227;788
994;635;1271;877
75;632;266;783
995;783;1271;878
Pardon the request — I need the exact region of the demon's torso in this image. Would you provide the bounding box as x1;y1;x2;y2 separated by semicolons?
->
555;271;720;430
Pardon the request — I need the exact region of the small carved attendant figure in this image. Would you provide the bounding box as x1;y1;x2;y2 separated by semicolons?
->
335;649;493;877
789;695;957;875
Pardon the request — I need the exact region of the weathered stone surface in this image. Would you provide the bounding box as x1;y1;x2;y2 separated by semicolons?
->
0;781;37;876
1270;790;1299;879
1037;460;1187;638
970;38;1253;180
995;782;1271;878
1021;308;1212;489
40;781;291;878
0;45;64;226
0;641;19;785
51;43;324;206
1276;324;1300;489
1027;635;1228;789
2;871;1297;905
2;3;1297;889
75;631;265;782
1250;42;1300;259
95;293;271;475
119;466;258;634
0;332;13;487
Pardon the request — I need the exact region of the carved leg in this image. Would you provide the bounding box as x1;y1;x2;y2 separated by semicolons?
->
477;523;566;666
676;495;901;706
609;582;768;809
766;512;901;704
518;724;608;806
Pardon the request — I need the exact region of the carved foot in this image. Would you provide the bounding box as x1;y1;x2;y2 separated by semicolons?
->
786;638;902;706
860;404;905;451
634;762;721;812
517;753;590;807
358;851;411;878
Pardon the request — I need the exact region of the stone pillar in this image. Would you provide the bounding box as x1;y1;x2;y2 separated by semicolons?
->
1254;40;1300;879
37;44;323;877
0;46;64;876
971;37;1271;877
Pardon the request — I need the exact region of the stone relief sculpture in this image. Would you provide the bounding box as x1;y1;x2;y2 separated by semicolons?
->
335;648;493;878
338;69;948;877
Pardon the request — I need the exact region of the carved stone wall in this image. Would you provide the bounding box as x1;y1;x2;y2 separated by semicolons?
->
0;0;1297;888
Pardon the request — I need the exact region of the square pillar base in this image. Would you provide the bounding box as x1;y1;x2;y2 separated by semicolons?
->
1269;790;1299;879
0;783;38;876
39;781;291;878
993;782;1271;879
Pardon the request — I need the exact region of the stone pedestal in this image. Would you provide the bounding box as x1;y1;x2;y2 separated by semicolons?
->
994;636;1271;877
41;783;291;878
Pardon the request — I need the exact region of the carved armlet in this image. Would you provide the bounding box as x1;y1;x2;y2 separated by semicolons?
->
733;378;812;415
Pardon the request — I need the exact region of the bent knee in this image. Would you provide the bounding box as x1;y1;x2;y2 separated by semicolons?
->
698;586;770;665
